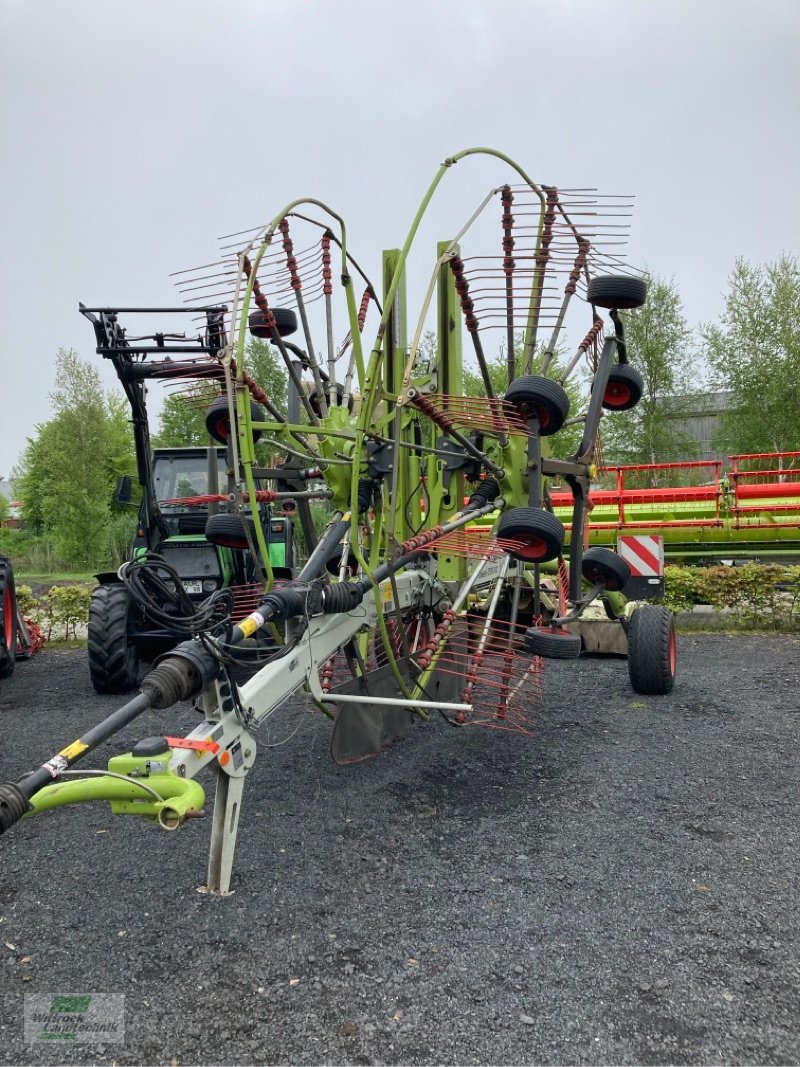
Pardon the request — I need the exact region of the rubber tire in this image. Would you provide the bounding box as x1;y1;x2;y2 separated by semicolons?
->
524;626;582;659
205;513;257;551
248;307;298;339
88;584;140;694
581;547;631;592
586;274;648;310
0;558;18;679
628;605;676;695
496;507;565;563
205;395;265;445
503;375;570;436
600;363;644;411
310;382;353;418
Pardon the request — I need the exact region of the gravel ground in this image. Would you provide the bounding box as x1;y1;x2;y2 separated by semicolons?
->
0;636;798;1066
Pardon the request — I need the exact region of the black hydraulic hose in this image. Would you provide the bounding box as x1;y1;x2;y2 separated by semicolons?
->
296;514;350;583
609;308;628;364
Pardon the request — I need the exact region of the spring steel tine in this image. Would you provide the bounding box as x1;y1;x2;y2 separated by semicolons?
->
449;254;496;401
279;218;327;415
322;232;337;410
540;237;590;375
242;256;320;427
217;223;269;241
169;259;233;277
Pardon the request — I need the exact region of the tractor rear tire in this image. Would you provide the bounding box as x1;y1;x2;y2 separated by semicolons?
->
88;584;140;694
581;547;631;592
496;507;565;563
628;605;676;695
503;375;570;436
0;558;18;679
586;275;648;310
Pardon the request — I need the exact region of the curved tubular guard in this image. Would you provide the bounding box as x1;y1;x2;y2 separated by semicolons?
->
26;773;206;831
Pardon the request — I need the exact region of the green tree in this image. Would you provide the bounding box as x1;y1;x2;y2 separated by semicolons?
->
600;275;699;484
14;348;135;566
703;255;800;455
154;338;288;447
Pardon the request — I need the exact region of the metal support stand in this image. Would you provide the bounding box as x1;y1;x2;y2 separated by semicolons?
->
204;768;246;896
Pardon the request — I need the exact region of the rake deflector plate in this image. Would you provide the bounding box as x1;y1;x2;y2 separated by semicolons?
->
329;653;468;764
330;659;417;765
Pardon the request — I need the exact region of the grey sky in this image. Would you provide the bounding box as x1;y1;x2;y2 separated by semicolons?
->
1;0;798;479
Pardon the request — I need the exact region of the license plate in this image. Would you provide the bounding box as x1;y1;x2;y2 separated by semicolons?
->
182;580;203;595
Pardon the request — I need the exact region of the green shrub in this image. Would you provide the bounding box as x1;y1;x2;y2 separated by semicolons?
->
14;584;38;617
662;566;697;612
38;584;93;641
665;562;799;630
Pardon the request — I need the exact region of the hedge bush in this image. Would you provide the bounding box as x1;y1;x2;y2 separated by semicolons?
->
663;564;800;629
17;583;94;642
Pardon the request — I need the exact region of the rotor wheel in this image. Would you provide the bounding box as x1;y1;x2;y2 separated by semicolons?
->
496;507;565;563
88;584;140;694
627;605;676;695
0;558;18;679
581;547;631;592
248;307;298;339
599;363;644;412
503;375;570;436
205;395;265;445
586;274;648;310
523;625;581;659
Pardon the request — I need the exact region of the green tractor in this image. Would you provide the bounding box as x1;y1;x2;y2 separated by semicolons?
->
80;306;296;694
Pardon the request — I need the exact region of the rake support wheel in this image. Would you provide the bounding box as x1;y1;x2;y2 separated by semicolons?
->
205;513;257;550
88;584;139;694
586;274;648;310
205;395;265;445
524;626;582;659
628;605;676;695
248;307;298;339
581;547;631;592
600;363;644;411
496;507;565;563
503;375;570;436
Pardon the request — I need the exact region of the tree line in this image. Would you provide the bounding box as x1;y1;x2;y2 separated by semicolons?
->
3;254;797;571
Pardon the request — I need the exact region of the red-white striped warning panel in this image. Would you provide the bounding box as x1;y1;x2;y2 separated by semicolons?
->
617;535;664;577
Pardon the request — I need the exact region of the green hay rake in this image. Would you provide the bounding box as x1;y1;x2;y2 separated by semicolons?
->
0;148;676;893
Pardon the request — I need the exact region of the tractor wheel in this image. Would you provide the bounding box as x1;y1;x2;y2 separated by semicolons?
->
205;395;265;445
524;625;582;659
628;605;676;695
599;363;644;411
0;558;18;679
87;584;139;694
496;507;565;563
248;307;298;339
205;513;257;551
581;547;631;592
503;375;570;436
586;274;648;310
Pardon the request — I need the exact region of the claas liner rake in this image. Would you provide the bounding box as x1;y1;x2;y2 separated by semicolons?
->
0;148;677;894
